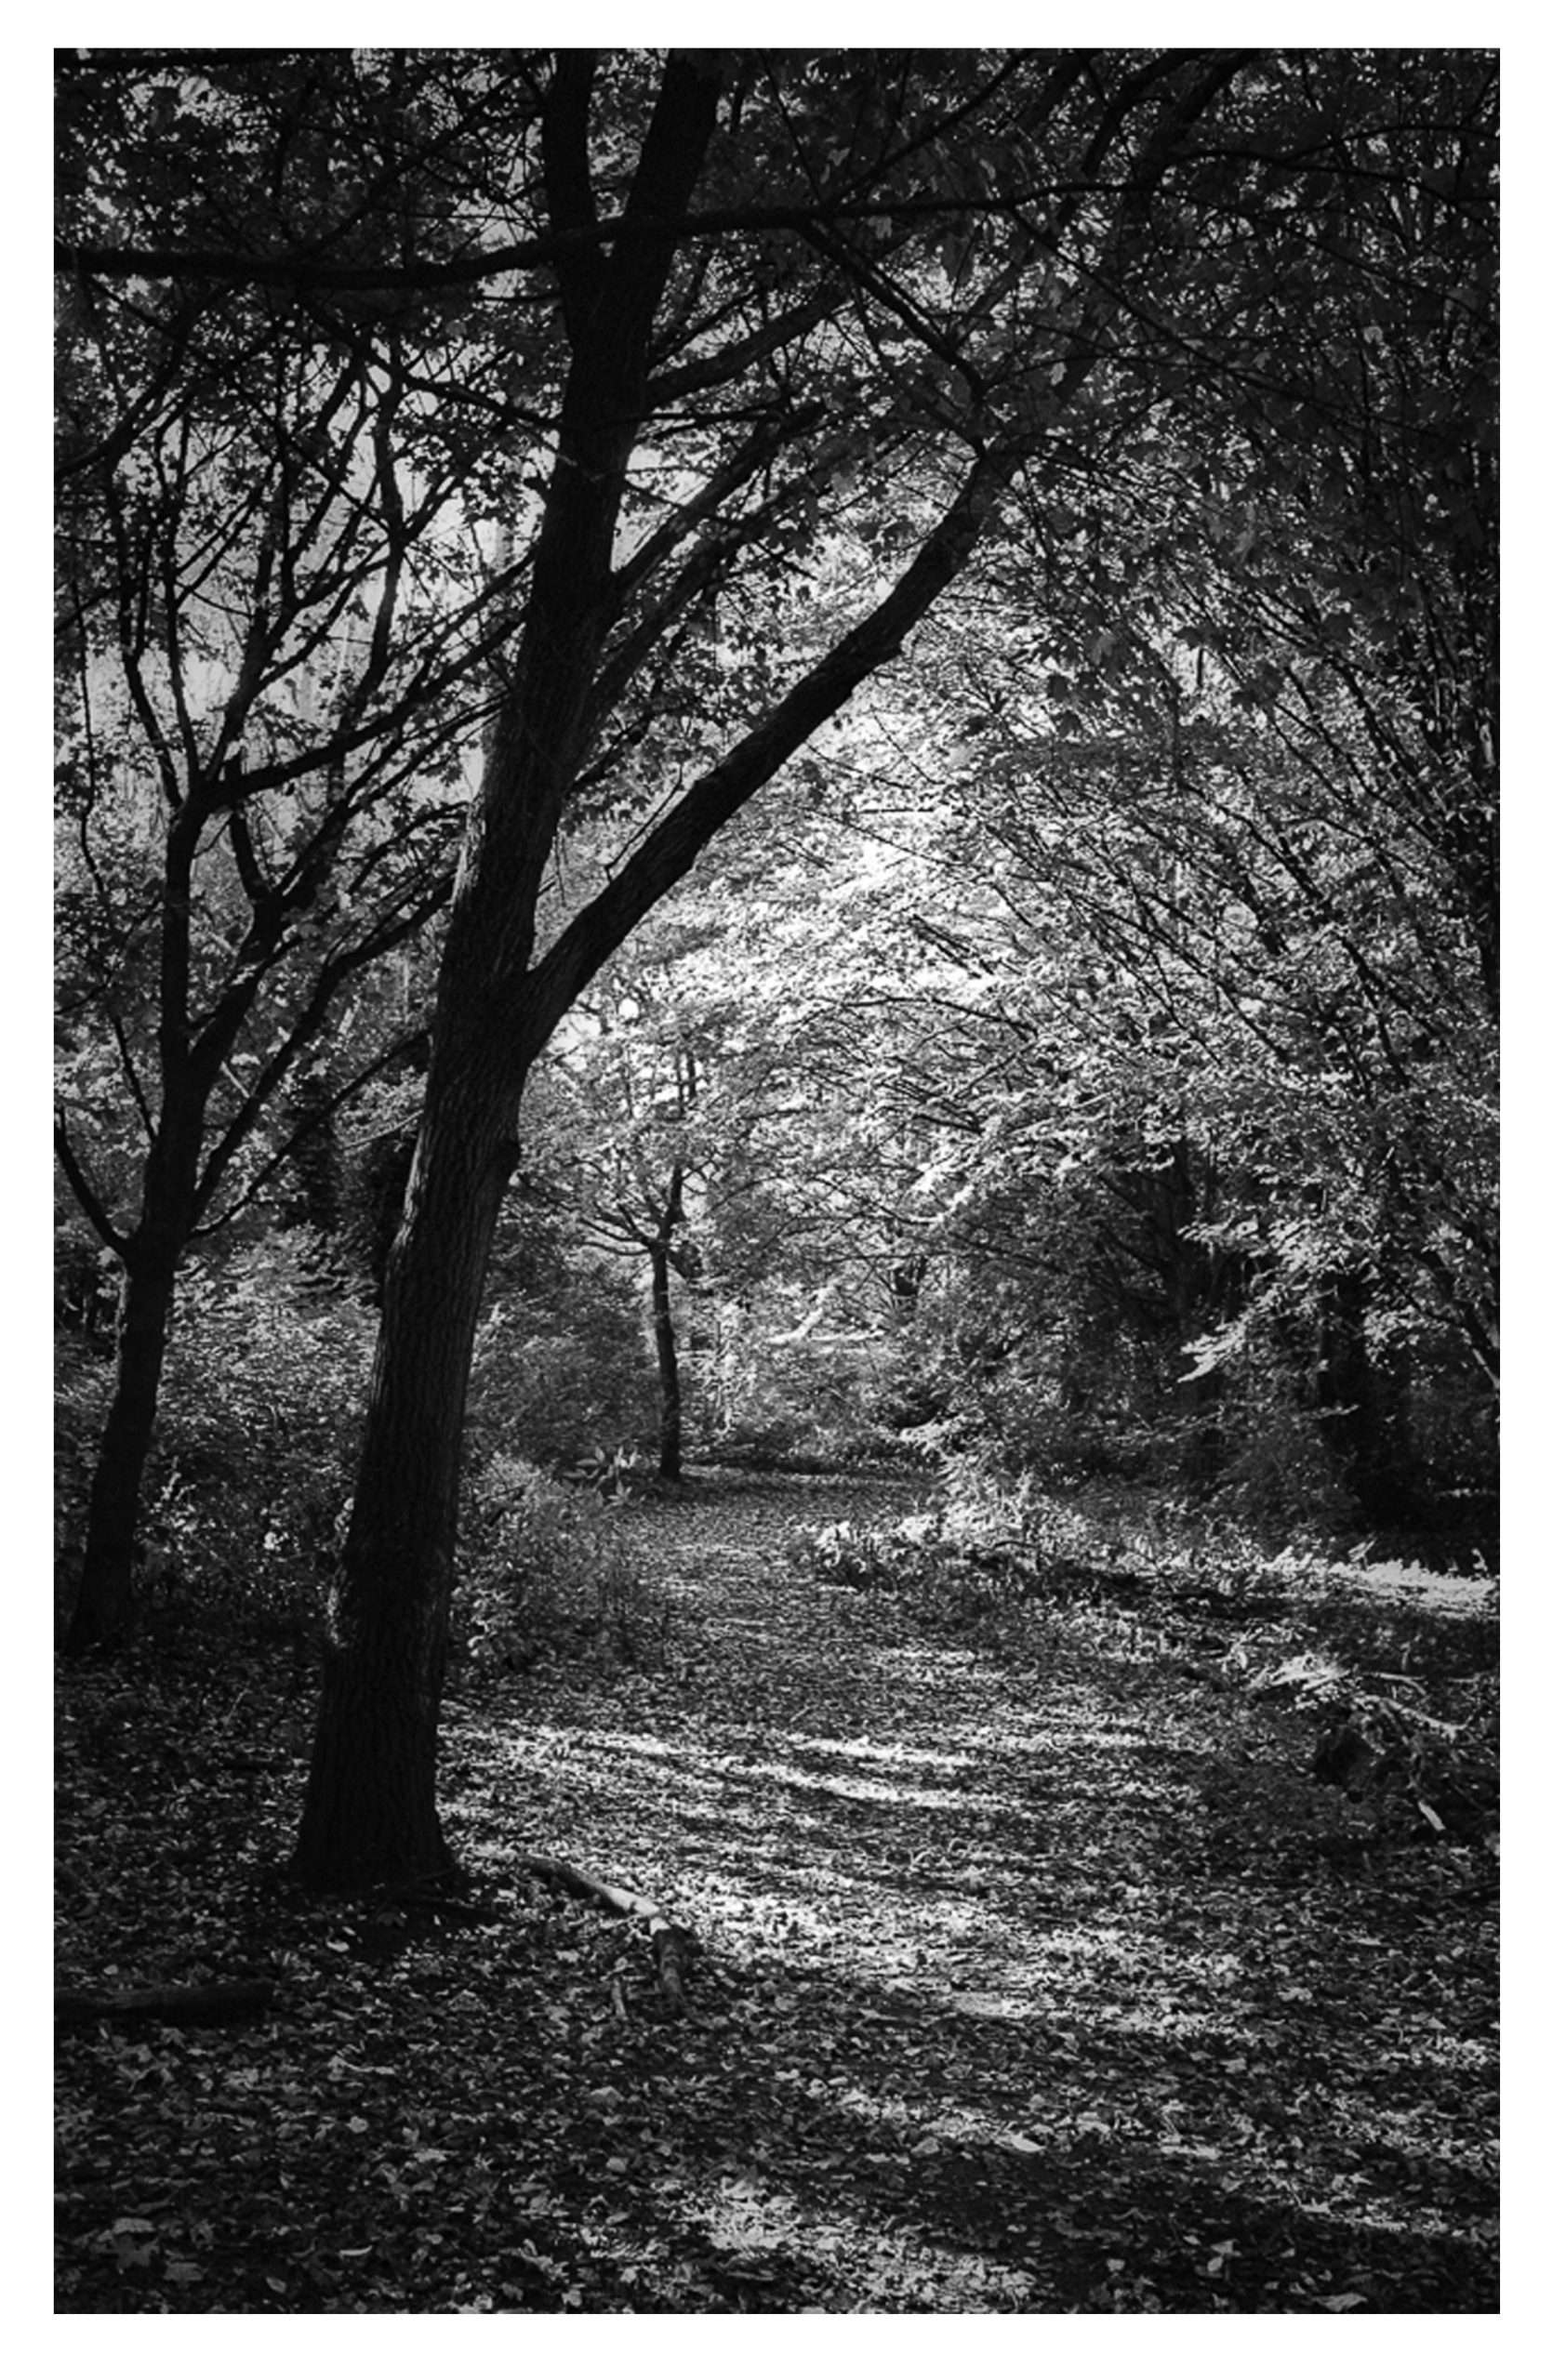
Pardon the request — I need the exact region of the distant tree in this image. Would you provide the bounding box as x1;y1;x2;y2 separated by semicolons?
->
548;968;713;1483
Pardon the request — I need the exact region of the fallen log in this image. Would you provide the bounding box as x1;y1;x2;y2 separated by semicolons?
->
55;1977;276;2030
518;1853;695;2015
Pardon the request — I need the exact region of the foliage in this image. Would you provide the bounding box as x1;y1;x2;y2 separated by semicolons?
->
56;1226;666;1660
805;1459;1118;1628
153;1247;374;1638
454;1455;669;1678
801;1460;1498;1851
58;1236;376;1646
55;1338;112;1627
466;1264;658;1474
691;1299;911;1471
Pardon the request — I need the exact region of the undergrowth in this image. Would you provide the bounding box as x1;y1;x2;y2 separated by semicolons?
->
456;1454;670;1678
801;1456;1498;1856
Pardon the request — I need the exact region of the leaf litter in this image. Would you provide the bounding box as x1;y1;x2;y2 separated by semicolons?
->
56;1468;1496;2312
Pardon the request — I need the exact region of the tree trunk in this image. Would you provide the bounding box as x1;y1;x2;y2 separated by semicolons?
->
291;1060;523;1890
66;1248;179;1654
293;58;727;1888
650;1236;682;1482
55;1977;276;2029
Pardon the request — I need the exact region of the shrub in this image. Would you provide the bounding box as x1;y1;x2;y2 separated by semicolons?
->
454;1453;669;1677
98;1235;374;1643
55;1333;113;1629
58;1225;670;1658
799;1458;1116;1657
55;1219;120;1349
465;1273;657;1472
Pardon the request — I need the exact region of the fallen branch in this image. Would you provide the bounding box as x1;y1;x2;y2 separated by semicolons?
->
518;1853;696;2015
55;1977;276;2029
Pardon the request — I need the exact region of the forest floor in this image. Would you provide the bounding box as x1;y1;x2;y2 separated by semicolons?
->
55;1467;1498;2314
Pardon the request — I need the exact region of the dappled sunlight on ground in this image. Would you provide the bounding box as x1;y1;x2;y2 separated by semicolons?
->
58;1468;1496;2310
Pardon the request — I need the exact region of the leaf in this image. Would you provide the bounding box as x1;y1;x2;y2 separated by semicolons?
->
1318;2293;1368;2312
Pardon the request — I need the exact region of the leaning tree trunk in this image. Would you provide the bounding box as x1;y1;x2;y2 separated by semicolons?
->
66;1246;180;1654
291;1056;524;1890
293;52;728;1891
286;51;1040;1891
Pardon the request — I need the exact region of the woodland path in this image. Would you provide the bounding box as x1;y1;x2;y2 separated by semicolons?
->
56;1468;1498;2313
437;1466;1498;2313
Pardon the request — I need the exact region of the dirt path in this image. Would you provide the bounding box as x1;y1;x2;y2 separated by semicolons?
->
441;1466;1497;2312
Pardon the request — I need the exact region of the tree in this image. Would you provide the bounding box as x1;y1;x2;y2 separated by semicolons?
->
56;52;548;1649
538;853;882;1482
288;48;1277;1887
553;971;720;1485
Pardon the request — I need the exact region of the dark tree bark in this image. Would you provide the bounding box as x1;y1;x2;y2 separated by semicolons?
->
1317;1271;1415;1526
66;1244;180;1654
651;1242;682;1482
649;1170;685;1482
292;1055;524;1884
63;1060;211;1654
284;1061;344;1237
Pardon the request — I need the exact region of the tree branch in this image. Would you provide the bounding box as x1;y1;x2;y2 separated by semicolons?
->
54;186;1144;298
526;439;1024;1046
53;1115;131;1257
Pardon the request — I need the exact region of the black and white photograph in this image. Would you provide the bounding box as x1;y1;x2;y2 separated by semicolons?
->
54;32;1500;2320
